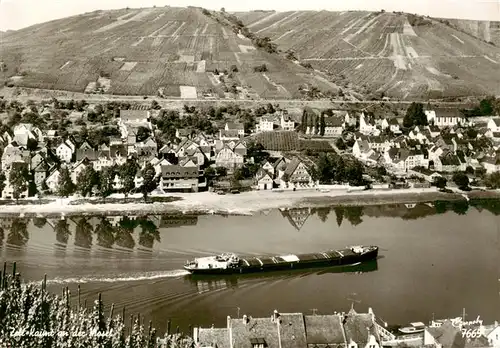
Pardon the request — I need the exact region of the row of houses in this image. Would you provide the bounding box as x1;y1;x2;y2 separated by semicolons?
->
0;108;318;197
184;307;500;348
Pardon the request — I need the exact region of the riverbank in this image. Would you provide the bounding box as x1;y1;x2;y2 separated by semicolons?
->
0;187;496;218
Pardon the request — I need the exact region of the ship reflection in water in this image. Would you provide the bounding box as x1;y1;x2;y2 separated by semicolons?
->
185;259;379;293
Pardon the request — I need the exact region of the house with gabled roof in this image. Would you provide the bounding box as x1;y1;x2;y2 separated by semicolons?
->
261;160;275;176
33;161;49;190
1;143;30;171
71;158;92;184
426;125;441;138
481;156;500;174
159;164;199;192
255;168;274;190
323;117;344;137
487;117;500;133
367;136;393;152
359;113;379;136
13;123;43;147
55;139;75;163
93;144;113;171
343;307;381;348
215;145;244;171
280;112;295;131
225;122;245;136
483;322;500;347
423;320;466;348
135;137;158;160
45;168;61;193
280;158;315;189
353;140;374;161
381;118;401;134
256;115;277;134
220;129;241;141
76;140;97;161
175;128;194;140
434;152;462;172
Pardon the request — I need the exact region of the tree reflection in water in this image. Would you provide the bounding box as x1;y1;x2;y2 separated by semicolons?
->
95;218;114;249
75;217;93;249
54;219;71;246
32;217;47;229
115;217;137;250
7;219;29;247
138;216;160;249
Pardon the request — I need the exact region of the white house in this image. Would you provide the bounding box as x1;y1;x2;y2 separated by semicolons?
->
71;160;88;183
255;168;274;190
359;113;379;135
2;177;28;199
381;118;401;134
323;117;344;137
280;113;295;131
56;139;75;163
46;169;61;193
487;117;500;133
255;116;275;133
426;110;467;128
224;122;245;136
481;157;500;174
484;323;500;347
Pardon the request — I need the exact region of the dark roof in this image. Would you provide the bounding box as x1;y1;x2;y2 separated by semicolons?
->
440;153;460;166
110;144;127;157
305;315;345;345
230;316;279;348
161;165;198;178
276;313;307;348
120;109;149;121
226;122;244;130
325;117;344;127
427;321;466;348
342;310;379;347
197;328;230;348
220;129;240;138
283;158;301;177
387;118;399;125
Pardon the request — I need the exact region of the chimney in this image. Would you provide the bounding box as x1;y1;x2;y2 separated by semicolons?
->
243;314;249;325
273;309;280;322
227;316;233;348
193;327;199;343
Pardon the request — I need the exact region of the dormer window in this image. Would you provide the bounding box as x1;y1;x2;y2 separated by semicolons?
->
249;338;266;348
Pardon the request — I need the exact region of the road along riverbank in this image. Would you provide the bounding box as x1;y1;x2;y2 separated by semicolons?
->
0;187;495;218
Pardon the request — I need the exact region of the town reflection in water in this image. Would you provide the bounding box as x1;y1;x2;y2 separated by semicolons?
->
278;198;500;230
0;214;198;250
0;199;499;250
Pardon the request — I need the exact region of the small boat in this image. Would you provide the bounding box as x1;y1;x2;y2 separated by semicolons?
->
398;322;426;334
184;245;379;275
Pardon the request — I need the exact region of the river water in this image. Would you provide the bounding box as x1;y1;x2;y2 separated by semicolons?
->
1;200;499;335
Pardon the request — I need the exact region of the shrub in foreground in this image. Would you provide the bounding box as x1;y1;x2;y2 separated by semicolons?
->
0;263;194;348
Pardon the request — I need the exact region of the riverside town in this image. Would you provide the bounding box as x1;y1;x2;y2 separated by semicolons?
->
0;1;499;348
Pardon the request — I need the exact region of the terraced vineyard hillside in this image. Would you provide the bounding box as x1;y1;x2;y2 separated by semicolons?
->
1;7;499;100
235;10;500;99
437;18;500;46
0;6;327;99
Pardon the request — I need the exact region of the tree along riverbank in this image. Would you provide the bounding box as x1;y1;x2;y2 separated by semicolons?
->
0;187;497;218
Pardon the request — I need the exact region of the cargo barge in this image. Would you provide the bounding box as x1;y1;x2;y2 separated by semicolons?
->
184;245;379;275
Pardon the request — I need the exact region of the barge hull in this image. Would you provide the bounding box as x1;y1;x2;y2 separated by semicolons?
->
186;247;378;275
